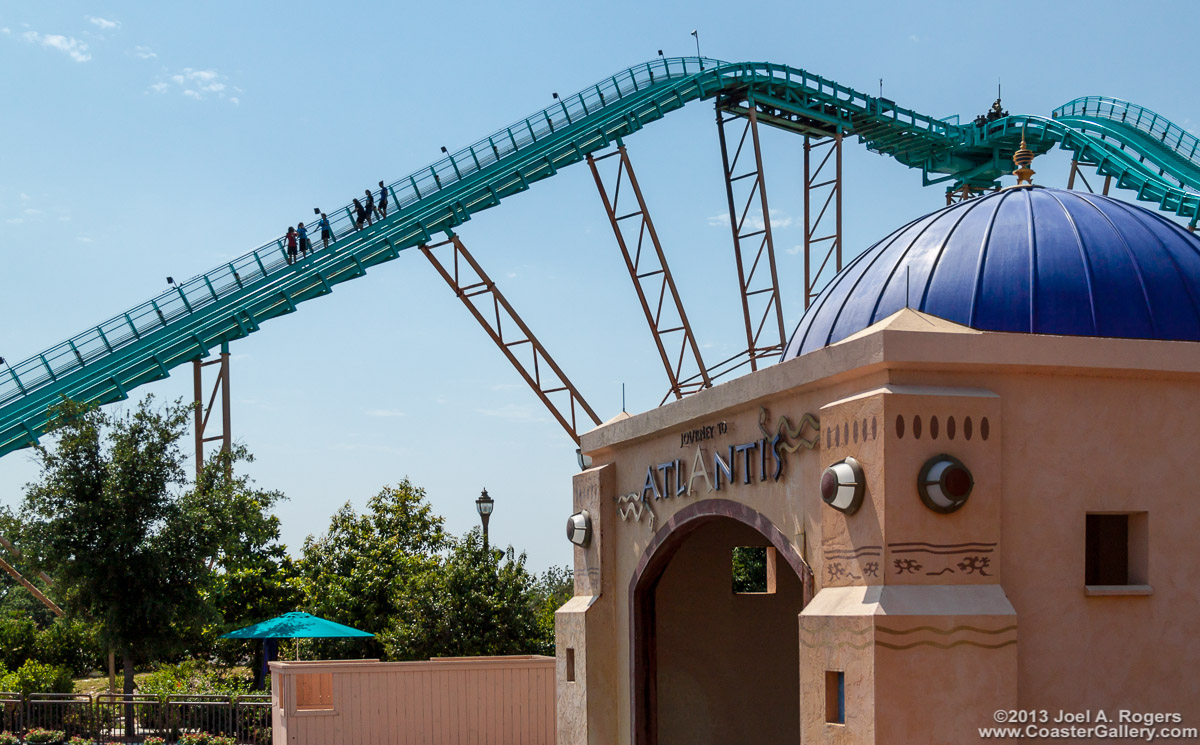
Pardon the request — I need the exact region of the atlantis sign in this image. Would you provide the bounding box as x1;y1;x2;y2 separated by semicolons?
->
616;406;820;531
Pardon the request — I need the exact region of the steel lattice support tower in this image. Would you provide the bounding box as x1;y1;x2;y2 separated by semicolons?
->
421;234;601;445
804;133;844;308
716;101;787;370
193;341;231;479
588;143;710;402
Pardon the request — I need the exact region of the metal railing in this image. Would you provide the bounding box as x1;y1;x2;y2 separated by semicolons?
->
1054;96;1200;170
0;692;271;744
0;56;714;413
0;54;979;427
0;55;976;420
973;113;1200;219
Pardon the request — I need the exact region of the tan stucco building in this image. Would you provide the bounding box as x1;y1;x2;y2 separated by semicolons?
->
556;186;1200;744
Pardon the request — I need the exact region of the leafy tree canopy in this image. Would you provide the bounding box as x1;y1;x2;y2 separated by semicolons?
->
19;396;291;691
298;479;448;657
531;565;573;656
188;447;300;660
382;528;560;660
0;506;61;627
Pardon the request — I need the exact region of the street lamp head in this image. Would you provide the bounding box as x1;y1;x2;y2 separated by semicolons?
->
476;488;494;516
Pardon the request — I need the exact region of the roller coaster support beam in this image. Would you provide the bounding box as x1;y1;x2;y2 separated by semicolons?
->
804;132;843;308
0;534;54;586
1067;159;1112;196
421;235;602;446
0;534;111;683
0;539;63;617
193;341;231;479
0;556;62;616
588;143;710;401
716;101;787;370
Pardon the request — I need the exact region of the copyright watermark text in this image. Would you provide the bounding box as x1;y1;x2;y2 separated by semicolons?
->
981;710;1196;740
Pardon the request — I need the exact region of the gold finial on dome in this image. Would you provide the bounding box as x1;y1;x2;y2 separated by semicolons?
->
1012;128;1036;186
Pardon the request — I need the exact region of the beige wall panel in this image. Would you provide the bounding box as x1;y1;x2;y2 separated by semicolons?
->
271;657;555;745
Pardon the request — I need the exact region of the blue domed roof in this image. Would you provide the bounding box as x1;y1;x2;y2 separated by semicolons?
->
782;186;1200;360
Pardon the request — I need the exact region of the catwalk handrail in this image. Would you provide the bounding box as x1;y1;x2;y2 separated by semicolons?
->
1;58;1198;457
1054;96;1200;172
1052;97;1200;194
0;58;962;430
0;58;707;411
976;114;1200;218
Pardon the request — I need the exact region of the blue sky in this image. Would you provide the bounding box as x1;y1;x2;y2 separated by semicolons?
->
2;0;1198;572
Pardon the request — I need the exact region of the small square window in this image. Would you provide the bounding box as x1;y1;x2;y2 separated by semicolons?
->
295;673;333;711
732;546;777;594
825;671;845;724
1085;512;1148;588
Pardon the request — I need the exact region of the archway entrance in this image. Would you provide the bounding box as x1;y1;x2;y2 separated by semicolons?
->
630;500;813;745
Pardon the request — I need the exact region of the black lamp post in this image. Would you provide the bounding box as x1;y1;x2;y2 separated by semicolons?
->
476;488;494;550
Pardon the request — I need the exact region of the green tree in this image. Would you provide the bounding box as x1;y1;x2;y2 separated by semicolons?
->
298;479;447;658
0;659;75;694
185;447;300;664
20;397;234;696
0;507;60;627
35;616;104;677
0;617;37;671
731;546;768;593
531;565;573;656
381;528;545;660
0;508;106;676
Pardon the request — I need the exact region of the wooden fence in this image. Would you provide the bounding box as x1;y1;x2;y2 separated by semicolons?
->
271;656;556;745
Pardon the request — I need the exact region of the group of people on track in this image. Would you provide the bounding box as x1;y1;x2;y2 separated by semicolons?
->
972;98;1009;128
283;180;390;265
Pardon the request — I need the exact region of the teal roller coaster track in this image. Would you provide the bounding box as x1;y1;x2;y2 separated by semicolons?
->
2;58;1198;459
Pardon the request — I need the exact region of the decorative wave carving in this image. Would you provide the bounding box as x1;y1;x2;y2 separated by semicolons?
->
875;639;1017;651
876;625;1017;636
616;493;655;530
759;406;820;453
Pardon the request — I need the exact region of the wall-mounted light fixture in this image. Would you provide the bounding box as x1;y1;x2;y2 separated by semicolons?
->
821;457;866;514
566;510;592;547
918;455;973;514
576;448;592;472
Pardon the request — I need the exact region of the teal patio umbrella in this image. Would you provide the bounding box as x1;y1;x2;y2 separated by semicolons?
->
221;612;374;687
222;612;374;640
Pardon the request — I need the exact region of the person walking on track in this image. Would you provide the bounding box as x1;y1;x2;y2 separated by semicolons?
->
364;189;377;224
318;212;332;249
285;226;298;264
